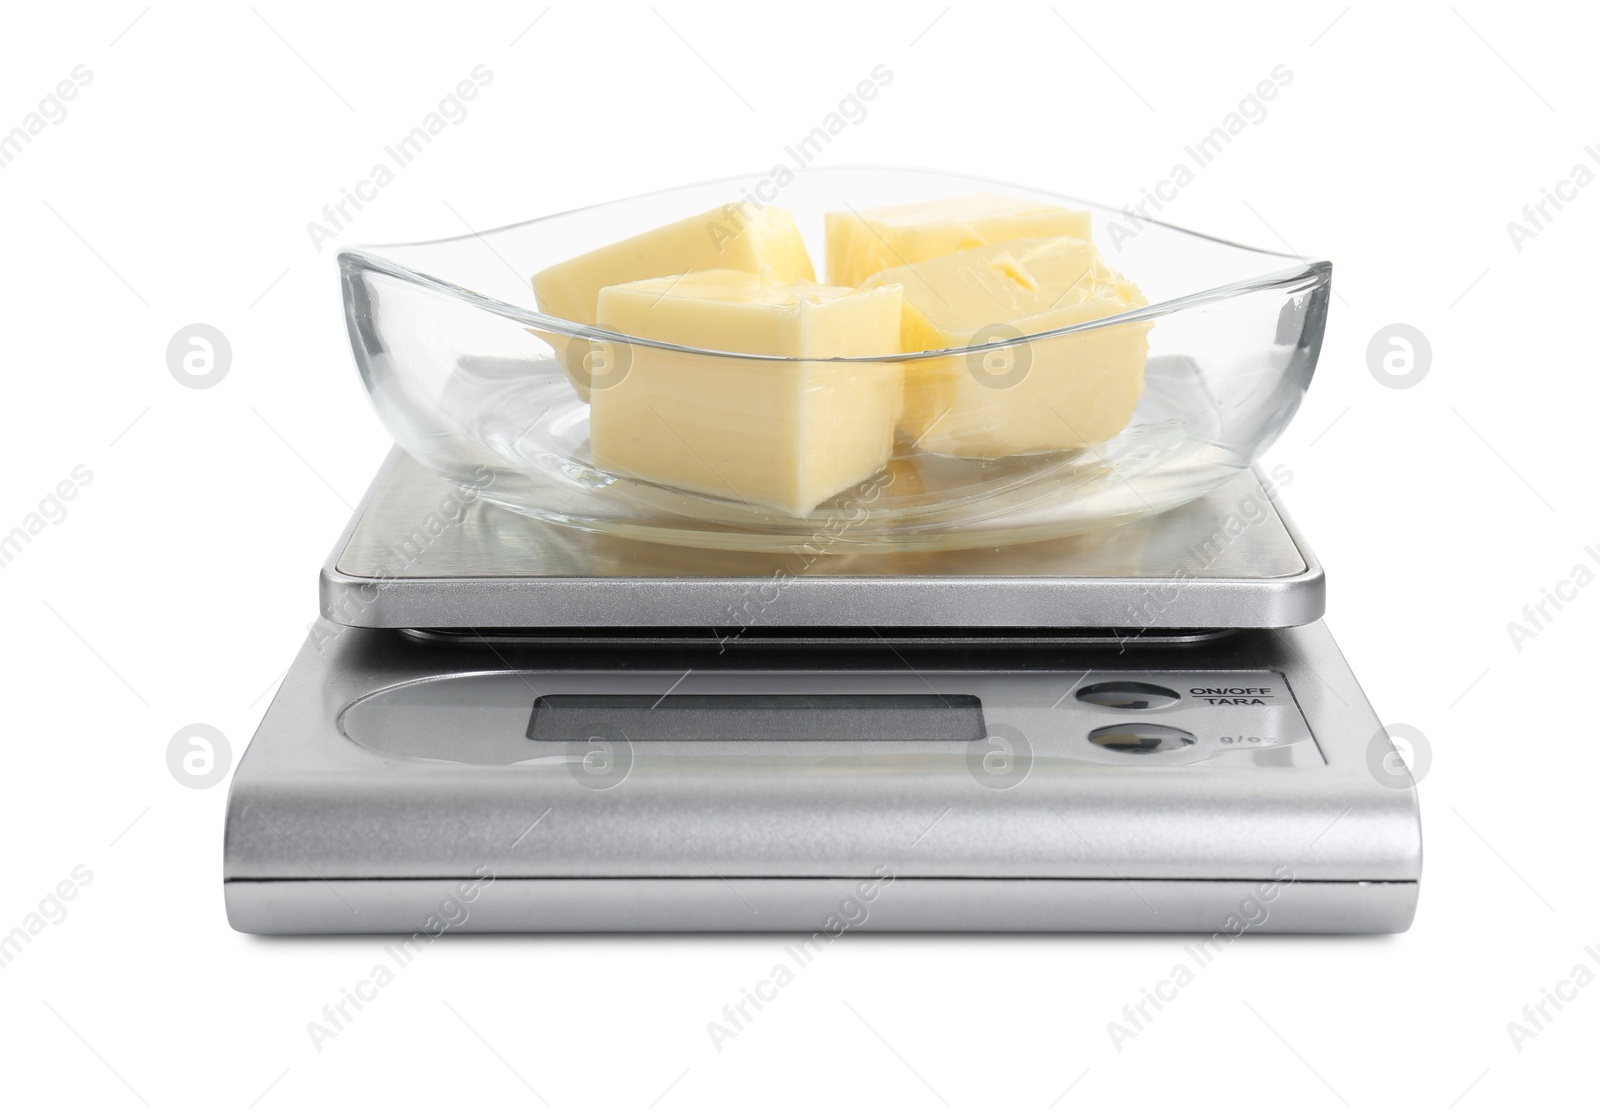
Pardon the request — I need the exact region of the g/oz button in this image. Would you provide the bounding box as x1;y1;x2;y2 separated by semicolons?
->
1088;723;1197;754
1075;681;1182;711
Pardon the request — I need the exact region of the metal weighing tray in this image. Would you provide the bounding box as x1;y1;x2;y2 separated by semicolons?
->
226;452;1420;934
320;449;1324;631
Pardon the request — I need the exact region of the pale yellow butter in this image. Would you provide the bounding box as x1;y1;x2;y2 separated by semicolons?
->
862;237;1149;458
825;193;1093;288
589;270;903;515
533;204;815;326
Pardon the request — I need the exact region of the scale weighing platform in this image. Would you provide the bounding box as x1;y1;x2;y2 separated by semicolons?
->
224;449;1421;934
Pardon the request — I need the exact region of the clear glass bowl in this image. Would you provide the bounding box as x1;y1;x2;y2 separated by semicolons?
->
340;167;1327;553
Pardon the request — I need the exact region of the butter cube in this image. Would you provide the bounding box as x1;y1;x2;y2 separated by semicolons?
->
862;237;1149;458
533;204;815;326
825;193;1093;288
589;271;903;515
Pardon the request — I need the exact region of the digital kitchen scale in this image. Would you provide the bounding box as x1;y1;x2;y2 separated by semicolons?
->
224;449;1421;933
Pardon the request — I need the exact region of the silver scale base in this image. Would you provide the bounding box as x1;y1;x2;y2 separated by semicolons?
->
224;451;1422;934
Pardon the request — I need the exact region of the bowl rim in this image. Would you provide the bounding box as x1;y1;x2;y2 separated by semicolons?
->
339;165;1331;365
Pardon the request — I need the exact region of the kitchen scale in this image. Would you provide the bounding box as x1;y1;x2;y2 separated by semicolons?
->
224;448;1421;933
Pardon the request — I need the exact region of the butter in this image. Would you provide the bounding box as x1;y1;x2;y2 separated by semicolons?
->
533;204;815;326
825;193;1093;288
862;237;1149;458
589;270;903;515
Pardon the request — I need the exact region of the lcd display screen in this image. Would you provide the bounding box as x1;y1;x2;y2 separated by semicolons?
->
527;693;985;742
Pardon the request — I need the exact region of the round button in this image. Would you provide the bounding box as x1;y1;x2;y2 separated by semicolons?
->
1088;723;1197;754
1075;682;1182;711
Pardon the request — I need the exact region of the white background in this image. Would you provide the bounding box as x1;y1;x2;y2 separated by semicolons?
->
1;2;1595;1110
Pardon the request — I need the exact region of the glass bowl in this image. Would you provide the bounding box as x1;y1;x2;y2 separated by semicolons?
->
340;167;1327;553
